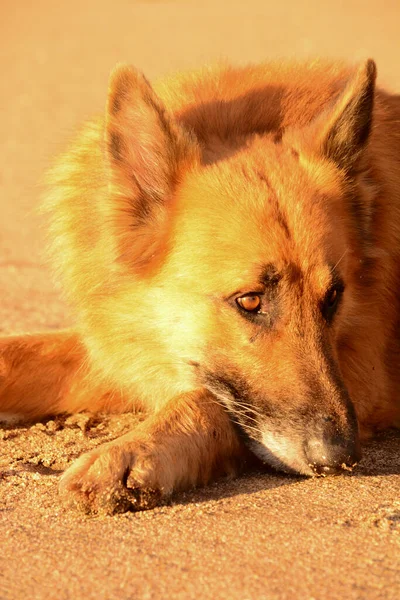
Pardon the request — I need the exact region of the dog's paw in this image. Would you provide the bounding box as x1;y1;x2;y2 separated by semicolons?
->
59;442;164;515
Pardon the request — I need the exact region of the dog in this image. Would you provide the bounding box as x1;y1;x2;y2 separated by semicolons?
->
1;58;399;514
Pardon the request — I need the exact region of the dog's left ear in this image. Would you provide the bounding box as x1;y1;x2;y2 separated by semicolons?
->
308;59;377;173
104;64;199;269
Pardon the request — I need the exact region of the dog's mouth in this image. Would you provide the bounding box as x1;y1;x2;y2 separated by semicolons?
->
249;429;360;477
202;378;360;477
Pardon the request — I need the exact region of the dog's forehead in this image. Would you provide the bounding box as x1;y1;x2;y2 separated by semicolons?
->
173;144;348;289
184;137;341;238
201;138;320;205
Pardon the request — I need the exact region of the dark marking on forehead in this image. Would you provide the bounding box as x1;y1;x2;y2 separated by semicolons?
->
252;169;292;241
239;163;292;240
255;169;272;191
260;262;305;285
237;164;273;192
271;196;291;240
259;263;281;286
285;263;302;285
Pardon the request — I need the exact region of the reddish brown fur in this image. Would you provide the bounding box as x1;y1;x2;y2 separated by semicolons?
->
1;59;400;513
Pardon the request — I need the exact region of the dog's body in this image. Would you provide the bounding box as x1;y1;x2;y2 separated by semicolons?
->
1;59;400;513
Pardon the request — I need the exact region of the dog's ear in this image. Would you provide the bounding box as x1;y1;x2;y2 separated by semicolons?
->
105;64;199;268
307;60;376;173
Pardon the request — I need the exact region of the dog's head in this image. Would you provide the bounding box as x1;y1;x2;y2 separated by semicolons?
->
97;60;378;475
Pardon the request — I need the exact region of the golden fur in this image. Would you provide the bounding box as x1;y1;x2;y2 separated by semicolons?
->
1;58;400;513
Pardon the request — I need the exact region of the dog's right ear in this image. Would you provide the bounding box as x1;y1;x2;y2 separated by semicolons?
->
105;65;199;268
304;60;377;173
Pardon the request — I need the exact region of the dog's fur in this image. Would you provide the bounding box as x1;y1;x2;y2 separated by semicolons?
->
1;59;400;513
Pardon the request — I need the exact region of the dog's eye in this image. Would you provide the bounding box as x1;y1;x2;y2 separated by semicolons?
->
236;294;262;313
322;283;344;321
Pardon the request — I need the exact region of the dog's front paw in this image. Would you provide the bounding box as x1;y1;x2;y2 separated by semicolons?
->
59;441;163;515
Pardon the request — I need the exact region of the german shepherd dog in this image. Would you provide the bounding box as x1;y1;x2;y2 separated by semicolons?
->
1;59;400;514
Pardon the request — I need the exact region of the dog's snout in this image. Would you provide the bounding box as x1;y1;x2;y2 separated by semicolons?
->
305;435;361;475
304;418;361;475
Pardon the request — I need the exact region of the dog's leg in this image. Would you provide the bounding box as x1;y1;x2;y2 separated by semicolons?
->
0;330;126;420
59;390;250;514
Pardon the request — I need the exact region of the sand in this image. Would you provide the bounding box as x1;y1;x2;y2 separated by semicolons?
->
1;1;399;598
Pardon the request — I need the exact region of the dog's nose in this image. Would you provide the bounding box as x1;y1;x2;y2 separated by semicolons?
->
304;428;361;475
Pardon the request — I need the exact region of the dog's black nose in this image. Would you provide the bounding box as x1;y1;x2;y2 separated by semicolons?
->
304;430;361;476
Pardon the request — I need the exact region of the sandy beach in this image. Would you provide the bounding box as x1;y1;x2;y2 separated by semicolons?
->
1;1;399;598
